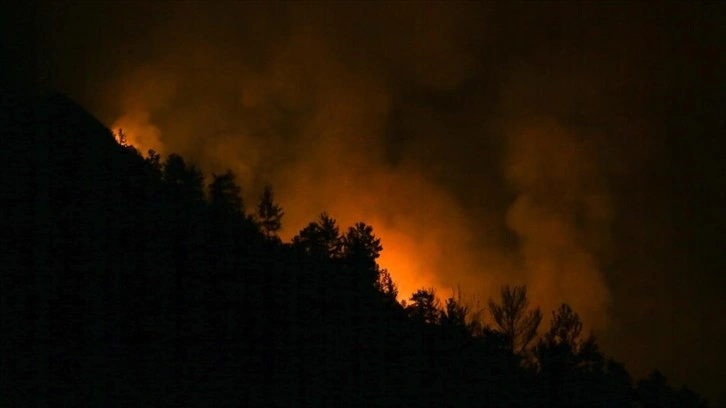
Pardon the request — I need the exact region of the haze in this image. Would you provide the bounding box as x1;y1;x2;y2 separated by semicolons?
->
8;1;724;403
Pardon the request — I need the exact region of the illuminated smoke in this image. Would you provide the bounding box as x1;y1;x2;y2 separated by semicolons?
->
112;110;165;155
102;5;615;325
32;2;726;402
109;66;176;155
503;119;612;330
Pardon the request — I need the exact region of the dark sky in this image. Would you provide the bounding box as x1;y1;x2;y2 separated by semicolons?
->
4;1;725;402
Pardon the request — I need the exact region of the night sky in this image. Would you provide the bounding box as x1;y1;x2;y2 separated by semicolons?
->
4;1;725;403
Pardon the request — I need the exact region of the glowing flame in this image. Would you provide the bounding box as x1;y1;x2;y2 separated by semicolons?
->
375;227;441;302
112;110;165;155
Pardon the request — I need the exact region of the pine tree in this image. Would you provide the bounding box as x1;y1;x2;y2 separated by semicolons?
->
406;288;440;324
342;222;384;290
208;170;244;217
292;212;342;259
256;185;284;239
488;285;542;354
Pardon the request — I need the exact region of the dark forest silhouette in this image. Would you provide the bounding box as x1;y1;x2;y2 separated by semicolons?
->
0;90;709;406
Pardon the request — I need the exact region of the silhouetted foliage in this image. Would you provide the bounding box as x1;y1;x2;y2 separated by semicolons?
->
535;303;605;406
635;370;709;408
342;222;383;291
407;288;441;324
440;289;483;338
164;153;206;203
209;170;244;216
292;212;343;259
342;221;382;262
256;184;284;239
0;92;709;407
375;267;398;301
488;285;543;354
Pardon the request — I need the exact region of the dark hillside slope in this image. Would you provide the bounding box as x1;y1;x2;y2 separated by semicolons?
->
0;92;709;407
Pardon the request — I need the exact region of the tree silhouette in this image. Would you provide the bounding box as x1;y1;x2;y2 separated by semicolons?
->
317;213;343;258
440;290;483;338
637;370;674;408
292;212;343;259
342;222;381;263
0;92;711;407
535;303;605;407
163;153;205;203
256;184;284;239
145;149;163;177
488;285;543;354
375;268;398;301
209;170;244;217
407;288;441;324
540;304;586;351
601;358;635;407
342;222;384;292
635;370;708;408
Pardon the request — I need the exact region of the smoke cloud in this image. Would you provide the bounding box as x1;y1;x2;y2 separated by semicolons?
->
27;1;726;402
503;119;612;329
97;4;617;331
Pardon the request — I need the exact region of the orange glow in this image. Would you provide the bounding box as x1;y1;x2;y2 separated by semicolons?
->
278;207;447;303
40;2;723;401
373;227;441;302
105;24;614;334
112;110;165;155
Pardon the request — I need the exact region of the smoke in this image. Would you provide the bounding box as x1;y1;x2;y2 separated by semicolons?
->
29;2;726;401
503;119;613;330
110;66;175;155
92;3;618;327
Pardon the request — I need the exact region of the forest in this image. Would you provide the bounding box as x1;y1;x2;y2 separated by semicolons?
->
0;90;709;406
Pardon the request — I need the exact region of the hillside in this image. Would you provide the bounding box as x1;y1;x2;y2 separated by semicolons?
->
0;91;708;406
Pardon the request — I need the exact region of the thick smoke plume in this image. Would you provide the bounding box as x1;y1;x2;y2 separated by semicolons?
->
29;2;726;402
503;119;612;329
103;5;615;332
98;5;478;304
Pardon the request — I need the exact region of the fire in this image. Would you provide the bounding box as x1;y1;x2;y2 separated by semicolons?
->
111;110;165;155
375;227;441;302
